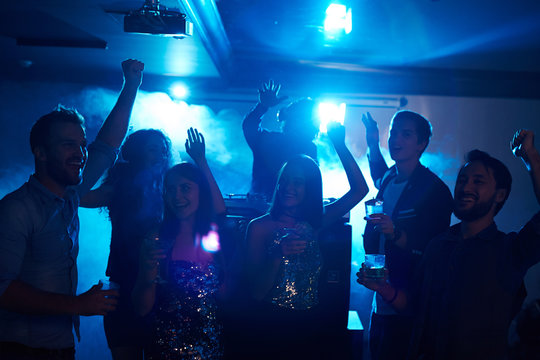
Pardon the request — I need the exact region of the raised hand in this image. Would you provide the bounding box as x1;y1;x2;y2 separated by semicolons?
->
185;127;206;164
366;213;397;241
327;121;346;147
121;59;144;89
258;80;288;108
361;112;380;148
76;283;119;316
511;129;535;159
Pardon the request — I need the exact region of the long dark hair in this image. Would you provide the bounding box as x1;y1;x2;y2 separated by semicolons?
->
269;155;323;228
161;162;215;240
104;129;172;227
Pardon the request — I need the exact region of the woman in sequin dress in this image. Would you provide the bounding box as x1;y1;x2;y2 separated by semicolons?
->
133;128;227;360
245;122;369;359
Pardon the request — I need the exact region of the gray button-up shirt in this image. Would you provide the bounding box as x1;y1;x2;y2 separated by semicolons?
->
0;140;117;349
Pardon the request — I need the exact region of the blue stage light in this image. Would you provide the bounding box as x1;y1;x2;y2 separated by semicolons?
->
170;83;189;99
318;101;347;133
324;4;352;37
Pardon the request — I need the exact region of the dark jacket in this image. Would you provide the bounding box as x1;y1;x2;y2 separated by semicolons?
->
410;217;540;360
364;162;453;294
242;103;317;201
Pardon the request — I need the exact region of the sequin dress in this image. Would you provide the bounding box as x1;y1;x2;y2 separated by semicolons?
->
146;260;223;360
265;221;322;310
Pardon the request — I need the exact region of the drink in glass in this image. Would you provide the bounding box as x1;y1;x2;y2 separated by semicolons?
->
365;199;384;219
364;254;386;279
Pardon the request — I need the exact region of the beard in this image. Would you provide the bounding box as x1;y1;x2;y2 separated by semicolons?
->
454;194;496;222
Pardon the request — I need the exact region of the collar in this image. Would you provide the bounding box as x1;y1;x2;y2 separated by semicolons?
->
28;174;74;203
380;162;427;194
447;221;499;242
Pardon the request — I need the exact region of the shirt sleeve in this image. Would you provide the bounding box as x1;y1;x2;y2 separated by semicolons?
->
367;154;389;189
75;139;119;198
511;211;540;275
0;197;32;297
242;103;267;150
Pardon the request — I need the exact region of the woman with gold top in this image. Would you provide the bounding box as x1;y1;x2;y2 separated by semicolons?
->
245;122;369;359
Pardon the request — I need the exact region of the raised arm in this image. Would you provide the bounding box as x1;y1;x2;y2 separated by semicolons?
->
77;60;144;197
362;112;388;187
322;122;369;228
79;183;114;208
512;129;540;205
185;127;226;215
95;59;144;148
242;80;288;148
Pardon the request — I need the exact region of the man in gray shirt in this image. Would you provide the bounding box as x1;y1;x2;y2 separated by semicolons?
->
0;59;144;359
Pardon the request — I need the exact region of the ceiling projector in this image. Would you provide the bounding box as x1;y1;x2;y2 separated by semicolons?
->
124;1;193;37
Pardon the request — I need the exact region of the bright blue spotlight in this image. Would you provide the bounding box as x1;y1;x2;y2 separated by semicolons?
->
171;83;189;99
324;4;352;36
318;101;346;133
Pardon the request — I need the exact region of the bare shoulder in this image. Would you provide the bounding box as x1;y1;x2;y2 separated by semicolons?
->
247;214;275;238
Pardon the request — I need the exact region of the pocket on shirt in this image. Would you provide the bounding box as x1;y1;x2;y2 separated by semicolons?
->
30;231;71;262
396;208;417;220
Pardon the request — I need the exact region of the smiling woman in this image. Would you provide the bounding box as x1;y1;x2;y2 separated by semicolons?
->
244;122;369;359
132;128;228;360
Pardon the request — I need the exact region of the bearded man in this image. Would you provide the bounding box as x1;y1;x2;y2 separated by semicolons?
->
358;129;540;360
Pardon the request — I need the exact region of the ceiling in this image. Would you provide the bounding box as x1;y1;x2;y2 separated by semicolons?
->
1;0;540;98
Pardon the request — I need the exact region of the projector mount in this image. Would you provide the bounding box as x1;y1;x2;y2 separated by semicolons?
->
123;0;193;37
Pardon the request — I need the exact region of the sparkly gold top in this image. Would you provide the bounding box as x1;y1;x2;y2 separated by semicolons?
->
265;221;321;310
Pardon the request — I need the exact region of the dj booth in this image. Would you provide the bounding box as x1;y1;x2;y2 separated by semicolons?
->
222;195;363;359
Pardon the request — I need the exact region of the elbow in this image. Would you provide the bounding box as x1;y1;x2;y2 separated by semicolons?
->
350;184;369;203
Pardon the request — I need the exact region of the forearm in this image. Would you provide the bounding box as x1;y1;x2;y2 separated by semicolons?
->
242;103;267;142
376;282;407;311
96;83;139;148
334;142;369;200
525;148;540;205
132;277;156;316
0;280;79;315
195;159;226;214
367;145;388;184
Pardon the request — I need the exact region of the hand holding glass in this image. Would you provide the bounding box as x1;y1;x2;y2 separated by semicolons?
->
144;233;170;284
364;254;386;279
365;199;384;219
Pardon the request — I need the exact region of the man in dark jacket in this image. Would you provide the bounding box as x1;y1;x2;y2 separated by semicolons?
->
360;111;453;360
359;130;540;360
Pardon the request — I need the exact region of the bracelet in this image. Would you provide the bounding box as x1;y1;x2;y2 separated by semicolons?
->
386;288;398;304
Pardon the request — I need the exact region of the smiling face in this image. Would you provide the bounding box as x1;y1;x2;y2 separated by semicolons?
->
164;171;200;221
277;166;307;210
388;118;427;163
453;161;506;221
38;121;87;191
